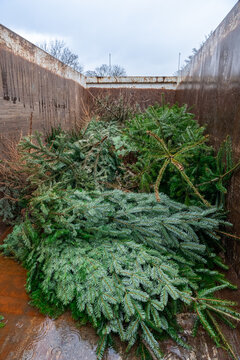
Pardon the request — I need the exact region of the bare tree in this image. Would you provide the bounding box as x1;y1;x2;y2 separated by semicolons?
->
86;64;126;77
111;64;127;76
39;40;83;73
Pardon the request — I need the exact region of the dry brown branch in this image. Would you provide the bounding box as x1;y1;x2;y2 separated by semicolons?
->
87;90;140;123
0;135;33;223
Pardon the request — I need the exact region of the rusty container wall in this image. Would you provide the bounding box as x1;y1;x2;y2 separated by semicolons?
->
0;24;88;138
87;87;176;113
176;1;240;273
86;76;177;110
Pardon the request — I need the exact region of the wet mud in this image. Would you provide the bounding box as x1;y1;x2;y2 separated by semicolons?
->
0;253;125;360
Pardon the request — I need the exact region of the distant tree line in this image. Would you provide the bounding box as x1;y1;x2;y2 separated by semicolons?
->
86;64;126;77
38;40;126;76
39;40;83;73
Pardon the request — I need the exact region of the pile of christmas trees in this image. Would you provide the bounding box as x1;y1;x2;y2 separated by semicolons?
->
1;104;240;359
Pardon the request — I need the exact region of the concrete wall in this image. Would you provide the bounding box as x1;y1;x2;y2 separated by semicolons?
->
86;76;177;111
0;24;88;137
86;76;177;89
176;1;240;272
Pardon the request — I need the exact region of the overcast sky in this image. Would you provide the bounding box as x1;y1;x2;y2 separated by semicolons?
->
0;0;238;75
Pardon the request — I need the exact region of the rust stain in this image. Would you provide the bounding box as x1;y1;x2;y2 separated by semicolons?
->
176;1;240;274
87;88;176;112
0;46;87;137
0;252;124;360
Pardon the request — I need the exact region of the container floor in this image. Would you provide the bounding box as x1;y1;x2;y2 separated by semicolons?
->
0;226;239;360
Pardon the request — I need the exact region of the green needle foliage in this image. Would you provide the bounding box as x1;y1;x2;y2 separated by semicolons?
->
146;130;211;206
122;104;240;206
193;289;240;360
0;315;5;328
196;136;240;206
1;104;238;223
0;120;124;224
19;120;122;191
1;102;240;358
2;187;240;359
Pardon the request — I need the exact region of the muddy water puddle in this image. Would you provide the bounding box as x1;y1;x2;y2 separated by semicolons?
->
0;226;124;360
0;226;240;360
0;254;124;360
